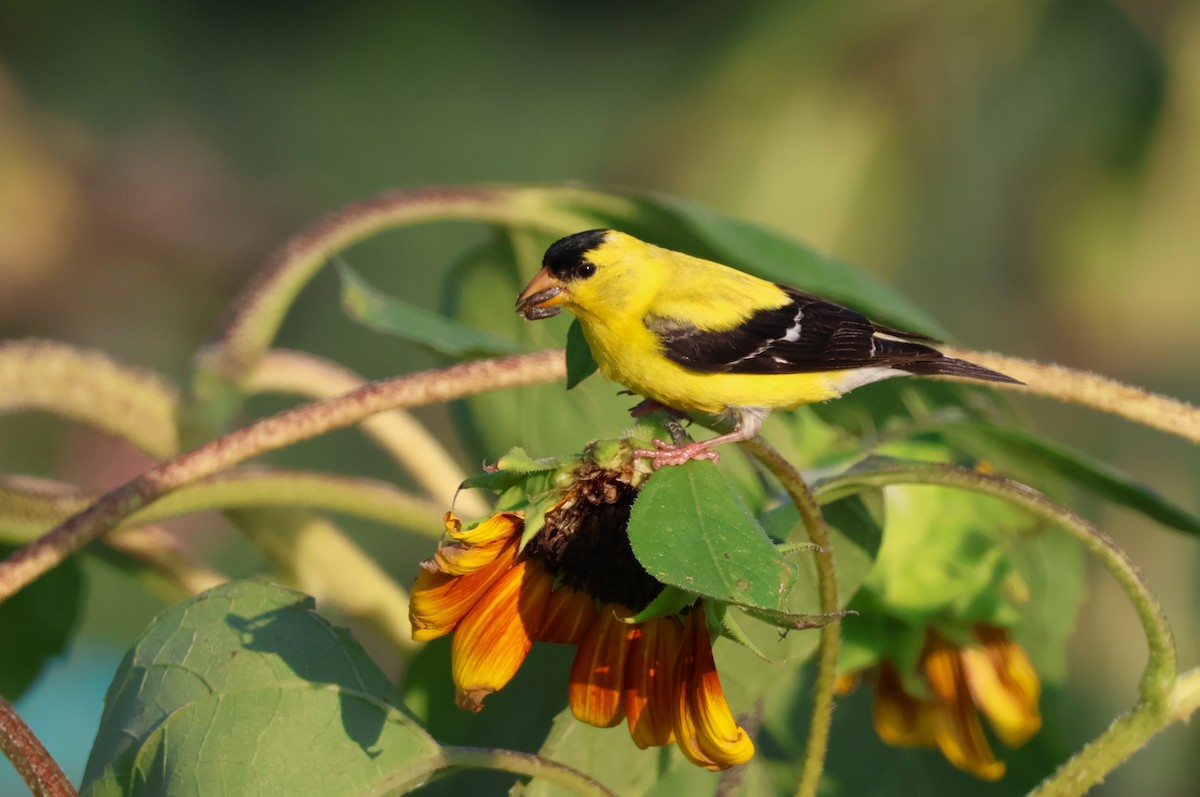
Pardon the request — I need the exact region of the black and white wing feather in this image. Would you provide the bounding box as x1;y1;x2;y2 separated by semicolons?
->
645;286;1018;383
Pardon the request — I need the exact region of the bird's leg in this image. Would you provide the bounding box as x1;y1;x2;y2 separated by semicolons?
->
634;413;763;470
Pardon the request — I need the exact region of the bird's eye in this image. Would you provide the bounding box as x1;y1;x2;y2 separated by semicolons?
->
576;262;596;279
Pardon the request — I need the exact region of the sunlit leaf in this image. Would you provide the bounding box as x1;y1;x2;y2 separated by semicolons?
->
338;259;527;357
81;580;440;797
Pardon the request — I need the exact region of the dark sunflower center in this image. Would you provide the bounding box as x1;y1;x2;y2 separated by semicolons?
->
524;466;664;612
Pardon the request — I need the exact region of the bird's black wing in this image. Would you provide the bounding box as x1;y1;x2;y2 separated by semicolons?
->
645;287;942;375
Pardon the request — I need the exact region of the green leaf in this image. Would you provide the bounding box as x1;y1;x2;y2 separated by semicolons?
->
0;543;83;700
942;420;1200;537
565;320;598;389
626;462;803;615
81;580;440;797
338;259;527;358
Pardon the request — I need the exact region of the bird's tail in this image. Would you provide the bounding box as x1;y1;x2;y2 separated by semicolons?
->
899;356;1022;385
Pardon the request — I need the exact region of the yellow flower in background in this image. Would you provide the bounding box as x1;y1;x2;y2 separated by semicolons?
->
410;507;754;771
845;625;1041;780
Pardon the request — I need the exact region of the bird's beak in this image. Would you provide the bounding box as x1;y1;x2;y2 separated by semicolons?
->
515;267;566;320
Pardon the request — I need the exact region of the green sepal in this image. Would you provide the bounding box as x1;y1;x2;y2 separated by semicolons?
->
708;603;769;661
625;586;696;623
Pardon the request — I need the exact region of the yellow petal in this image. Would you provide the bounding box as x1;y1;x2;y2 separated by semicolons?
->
433;537;511;575
625;615;684;749
451;557;551;712
924;635;1004;781
569;604;633;728
872;663;935;747
446;511;523;545
673;609;754;771
964;626;1042;748
409;540;517;641
930;691;1006;781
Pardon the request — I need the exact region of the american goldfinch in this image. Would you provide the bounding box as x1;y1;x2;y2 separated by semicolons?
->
515;230;1019;467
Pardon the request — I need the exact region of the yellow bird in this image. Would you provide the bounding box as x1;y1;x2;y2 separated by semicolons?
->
515;230;1018;467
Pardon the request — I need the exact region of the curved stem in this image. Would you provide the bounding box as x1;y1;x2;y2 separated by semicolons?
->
940;347;1200;445
247;349;488;516
742;438;839;797
0;695;76;797
816;462;1176;701
2;469;444;544
1028;668;1200;797
0;339;180;458
0;349;566;606
438;745;617;797
195;185;604;387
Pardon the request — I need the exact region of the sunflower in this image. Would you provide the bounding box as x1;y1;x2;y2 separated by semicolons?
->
409;459;754;771
842;625;1041;780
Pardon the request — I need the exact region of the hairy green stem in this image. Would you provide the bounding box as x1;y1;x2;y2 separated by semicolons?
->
743;438;839;797
196;185;610;387
438;746;617;797
941;347;1200;445
0;349;566;605
247;349;489;516
1;468;443;544
0;339;180;458
0;695;76;797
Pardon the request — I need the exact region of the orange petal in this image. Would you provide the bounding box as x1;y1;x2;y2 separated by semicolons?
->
569;604;634;728
834;672;861;696
537;583;597;645
409;541;517;641
964;626;1042;748
673;609;754;771
451;557;551;712
924;636;1005;781
872;663;935;747
625;615;684;749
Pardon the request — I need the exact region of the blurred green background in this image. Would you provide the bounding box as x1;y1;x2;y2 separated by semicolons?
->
1;1;1197;794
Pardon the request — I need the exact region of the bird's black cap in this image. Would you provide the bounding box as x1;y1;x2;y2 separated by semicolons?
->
543;229;609;279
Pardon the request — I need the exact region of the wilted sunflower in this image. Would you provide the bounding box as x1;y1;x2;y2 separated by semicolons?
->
409;459;754;771
840;624;1041;780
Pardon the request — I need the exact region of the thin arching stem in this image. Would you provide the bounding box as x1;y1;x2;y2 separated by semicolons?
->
742;437;839;797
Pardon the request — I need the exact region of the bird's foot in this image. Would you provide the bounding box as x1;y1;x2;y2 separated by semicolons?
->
627;398;689;421
633;438;721;469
